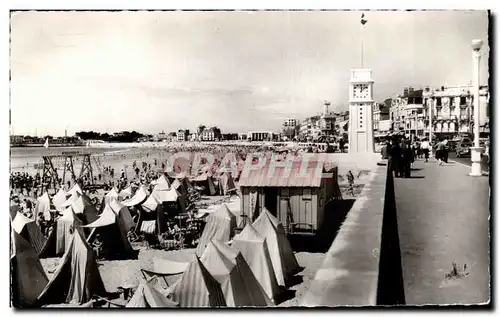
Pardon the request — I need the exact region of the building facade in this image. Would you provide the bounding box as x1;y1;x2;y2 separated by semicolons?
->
247;131;274;142
200;128;216;141
177;129;189;142
282;117;299;140
423;85;489;139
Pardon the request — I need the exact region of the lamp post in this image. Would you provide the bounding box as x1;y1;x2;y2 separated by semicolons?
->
469;39;483;176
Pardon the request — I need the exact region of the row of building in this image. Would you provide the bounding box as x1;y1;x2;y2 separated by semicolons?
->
383;85;490;140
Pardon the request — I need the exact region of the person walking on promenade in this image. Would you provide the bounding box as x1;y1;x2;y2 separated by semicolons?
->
442;139;449;163
421;138;430;162
402;140;414;178
388;137;403;178
436;140;446;166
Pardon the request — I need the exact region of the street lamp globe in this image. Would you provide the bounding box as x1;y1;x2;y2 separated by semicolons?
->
472;39;483;52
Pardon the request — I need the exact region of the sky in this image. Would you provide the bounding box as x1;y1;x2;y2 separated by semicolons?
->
10;10;489;136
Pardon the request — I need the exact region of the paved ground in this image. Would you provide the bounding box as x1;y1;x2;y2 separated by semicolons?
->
447;152;490;174
394;158;490;305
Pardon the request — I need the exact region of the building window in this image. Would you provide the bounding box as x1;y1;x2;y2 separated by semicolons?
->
460;97;466;105
436;98;442;106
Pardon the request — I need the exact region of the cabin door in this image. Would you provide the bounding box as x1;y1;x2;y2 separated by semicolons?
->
264;188;278;217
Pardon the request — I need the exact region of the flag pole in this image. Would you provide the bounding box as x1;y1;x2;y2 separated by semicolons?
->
361;23;364;68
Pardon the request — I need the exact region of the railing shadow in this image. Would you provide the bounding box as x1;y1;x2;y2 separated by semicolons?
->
376;164;406;305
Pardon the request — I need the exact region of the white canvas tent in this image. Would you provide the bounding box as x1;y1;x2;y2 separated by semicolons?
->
67;183;83;196
52;188;67;212
11;212;47;256
122;185;149;207
201;240;272;307
252;208;300;287
196;204;237;256
37;229;107;305
36;192;52;221
168;255;226;308
232;223;281;303
55;207;85;255
136;194;166;235
118;184;134;199
126;277;178;308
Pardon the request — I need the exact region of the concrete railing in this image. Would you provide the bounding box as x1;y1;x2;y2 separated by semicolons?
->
300;162;405;306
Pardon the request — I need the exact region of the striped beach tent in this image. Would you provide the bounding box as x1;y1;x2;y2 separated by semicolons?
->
196;204;237;256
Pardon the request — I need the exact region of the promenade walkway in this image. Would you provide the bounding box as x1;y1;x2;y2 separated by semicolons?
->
394;158;490;305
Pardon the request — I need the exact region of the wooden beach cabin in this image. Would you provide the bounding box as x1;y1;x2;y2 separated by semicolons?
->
238;156;341;234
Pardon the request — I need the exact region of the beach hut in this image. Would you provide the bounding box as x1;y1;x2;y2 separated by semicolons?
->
37;229;107;306
238;156;340;233
10;231;49;308
83;204;137;260
122;185;149;207
252;208;300;287
196;204;237;256
200;241;272;307
52;188;67;212
126;277;178;308
168;255;227;308
11;212;47;256
232;223;281;303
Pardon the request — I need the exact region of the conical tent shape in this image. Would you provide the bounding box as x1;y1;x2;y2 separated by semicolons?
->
218;173;236;195
137;194;166;234
68;183;83;196
101;187;119;211
10;231;49;307
62;191;81;208
11;212;47;256
55;207;85;255
252;208;300;287
109;197;135;233
156;174;170;186
36;192;52;221
52;188;67;212
122;185;148;207
232;224;281;303
70;194;99;225
196;204;237;256
169;255;226;308
10;204;20;221
119;185;134;199
37;229;106;305
84;204;137;260
207;240;273;306
126;277;178;308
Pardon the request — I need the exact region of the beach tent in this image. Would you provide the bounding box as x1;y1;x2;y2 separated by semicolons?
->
35;192;52;221
216;172;237;196
252;208;300;287
196;204;237;256
70;194;100;226
11;212;47;256
52;188;67;212
108;197;135;233
232;224;281;303
83;203;137;260
135;194;166;235
100;187;119;210
53;207;85;256
191;172;216;196
152;175;170;187
126;277;178;308
200;241;271;307
153;186;186;217
168;255;227;308
67;183;83;197
10;203;20;221
62;191;81;208
10;230;49;308
140;258;189;290
122;185;149;207
119;184;134;200
37;229;107;306
170;176;192;198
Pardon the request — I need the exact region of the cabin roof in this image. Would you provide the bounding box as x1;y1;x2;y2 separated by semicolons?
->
238;156;336;188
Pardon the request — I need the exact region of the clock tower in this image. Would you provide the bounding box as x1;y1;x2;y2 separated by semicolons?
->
348;69;375;153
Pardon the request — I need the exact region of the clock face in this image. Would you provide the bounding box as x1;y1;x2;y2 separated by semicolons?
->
353;84;369;99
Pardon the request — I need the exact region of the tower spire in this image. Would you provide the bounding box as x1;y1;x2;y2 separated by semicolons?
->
360;13;368;68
